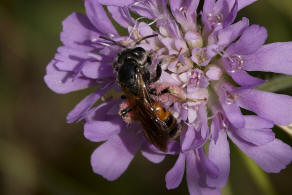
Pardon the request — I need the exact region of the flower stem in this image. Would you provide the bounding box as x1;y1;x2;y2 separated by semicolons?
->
238;148;277;195
257;75;292;92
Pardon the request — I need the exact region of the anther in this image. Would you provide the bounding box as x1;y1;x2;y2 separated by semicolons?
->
207;13;223;27
227;54;243;73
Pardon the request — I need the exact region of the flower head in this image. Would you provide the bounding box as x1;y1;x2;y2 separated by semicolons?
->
45;0;292;194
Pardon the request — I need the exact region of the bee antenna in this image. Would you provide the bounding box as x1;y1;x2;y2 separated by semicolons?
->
135;34;158;45
99;36;127;48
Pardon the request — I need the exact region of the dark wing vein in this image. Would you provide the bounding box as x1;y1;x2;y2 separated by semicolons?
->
134;74;170;151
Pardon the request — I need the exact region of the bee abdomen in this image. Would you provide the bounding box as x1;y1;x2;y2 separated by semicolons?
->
165;116;181;139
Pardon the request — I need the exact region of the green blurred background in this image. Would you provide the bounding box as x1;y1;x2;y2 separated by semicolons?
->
0;0;292;194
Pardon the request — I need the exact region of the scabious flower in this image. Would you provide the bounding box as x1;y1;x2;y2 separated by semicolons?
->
44;0;292;194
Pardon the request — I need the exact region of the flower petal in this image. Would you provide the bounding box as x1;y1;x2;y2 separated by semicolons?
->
217;17;249;48
243;115;274;129
91;126;143;181
198;148;220;179
107;6;133;28
54;46;91;71
186;151;201;195
203;0;216;14
207;130;230;188
228;131;292;173
234;128;275;146
228;70;265;87
86;99;121;122
66;83;113;123
44;60;96;94
141;143;165;163
223;0;238;27
216;83;245;128
181;126;196;151
211;115;220;143
238;0;258;11
84;117;123;142
146;141;181;155
165;152;186;189
81;61;114;79
85;0;118;35
226;25;267;55
237;89;292;125
61;13;98;51
97;0;134;6
243;42;292;75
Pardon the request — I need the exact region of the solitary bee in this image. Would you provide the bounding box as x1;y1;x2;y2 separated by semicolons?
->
100;35;181;152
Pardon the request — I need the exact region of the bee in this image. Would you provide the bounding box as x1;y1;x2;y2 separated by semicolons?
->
100;35;181;152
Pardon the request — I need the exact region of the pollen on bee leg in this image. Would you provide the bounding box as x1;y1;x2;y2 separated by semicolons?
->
150;83;187;103
119;102;135;123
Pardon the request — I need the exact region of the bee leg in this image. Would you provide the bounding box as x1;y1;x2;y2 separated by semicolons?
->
149;86;170;96
149;88;158;95
150;60;162;83
113;61;119;72
120;106;133;117
160;87;170;95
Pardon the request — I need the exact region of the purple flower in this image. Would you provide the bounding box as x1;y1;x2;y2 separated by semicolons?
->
44;0;292;194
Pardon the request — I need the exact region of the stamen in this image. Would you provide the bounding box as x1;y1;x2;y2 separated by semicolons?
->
227;54;243;73
225;90;237;105
98;42;112;47
128;16;162;42
193;48;209;66
87;53;102;61
215;48;244;73
207;13;223;27
127;16;147;41
218;113;228;129
179;6;187;12
179;6;187;17
188;71;202;87
107;33;115;38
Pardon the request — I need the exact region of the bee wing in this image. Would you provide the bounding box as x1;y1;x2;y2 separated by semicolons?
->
137;75;170;151
135;99;170;152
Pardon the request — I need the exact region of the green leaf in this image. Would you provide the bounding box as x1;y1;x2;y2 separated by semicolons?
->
237;148;277;195
257;75;292;92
